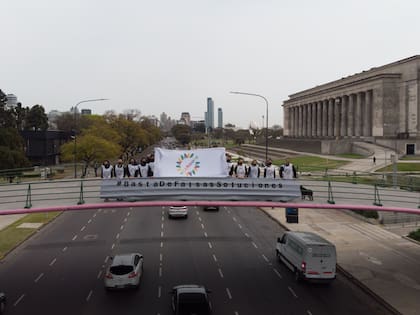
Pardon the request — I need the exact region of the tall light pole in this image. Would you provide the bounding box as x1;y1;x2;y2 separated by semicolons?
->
73;98;108;178
230;91;269;161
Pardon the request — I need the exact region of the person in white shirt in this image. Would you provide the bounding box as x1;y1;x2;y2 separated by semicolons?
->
226;153;234;176
101;160;113;179
147;153;155;177
126;158;138;177
233;158;248;178
138;157;150;177
280;158;297;179
247;159;260;178
263;159;277;179
114;159;125;179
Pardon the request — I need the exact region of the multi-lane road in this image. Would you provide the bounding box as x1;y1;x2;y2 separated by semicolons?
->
0;206;392;314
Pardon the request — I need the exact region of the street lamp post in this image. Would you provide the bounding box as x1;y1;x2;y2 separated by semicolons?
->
73;98;108;178
230;91;269;161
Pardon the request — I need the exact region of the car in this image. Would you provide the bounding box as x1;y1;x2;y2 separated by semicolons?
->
104;253;143;290
203;205;219;211
168;206;188;218
171;284;212;315
0;292;5;314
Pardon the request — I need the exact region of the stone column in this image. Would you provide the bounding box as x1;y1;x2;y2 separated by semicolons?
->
364;90;372;136
295;107;299;137
306;104;312;137
340;96;347;136
347;94;355;136
328;98;334;137
302;104;307;137
322;100;328;137
317;101;322;137
311;103;317;137
334;98;340;137
297;106;301;137
355;92;362;137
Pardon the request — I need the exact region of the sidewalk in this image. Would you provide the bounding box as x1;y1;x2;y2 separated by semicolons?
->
262;206;420;315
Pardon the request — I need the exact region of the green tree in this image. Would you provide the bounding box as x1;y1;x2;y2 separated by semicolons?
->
171;124;191;145
25;105;48;131
60;134;121;176
0;128;30;170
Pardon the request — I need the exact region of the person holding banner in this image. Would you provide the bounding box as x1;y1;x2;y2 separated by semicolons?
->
147;153;155;177
226;153;234;176
101;160;113;179
114;159;126;179
247;159;261;178
264;159;277;179
138;157;151;177
233;158;248;178
126;158;139;177
280;158;297;179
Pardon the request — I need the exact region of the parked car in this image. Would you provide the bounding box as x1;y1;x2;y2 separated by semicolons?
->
168;206;188;218
276;231;336;283
171;284;212;315
104;253;143;290
0;292;5;314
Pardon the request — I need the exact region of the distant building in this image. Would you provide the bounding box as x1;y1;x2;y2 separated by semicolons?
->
204;112;208;129
5;93;18;109
81;109;92;115
217;108;223;128
146;115;160;127
206;97;214;129
180;112;191;126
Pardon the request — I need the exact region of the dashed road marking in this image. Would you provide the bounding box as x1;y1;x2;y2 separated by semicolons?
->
204;232;208;237
233;217;237;222
208;242;213;249
158;286;162;298
198;217;202;222
62;246;68;252
160;242;163;248
159;267;162;277
116;233;120;239
262;254;269;262
72;235;78;241
161;216;164;222
120;225;124;230
218;268;224;278
273;268;282;279
288;286;298;298
13;294;25;307
245;232;250;238
97;270;103;279
252;242;258;249
34;273;44;283
238;224;242;229
111;243;115;250
127;212;131;216
49;258;57;266
160;253;163;262
212;254;218;262
226;288;232;299
124;218;128;223
104;256;109;264
88;219;92;224
196;211;199;215
80;226;86;232
201;223;205;229
93;213;97;218
234;312;239;315
161;231;164;237
86;290;93;302
307;310;313;315
161;223;164;229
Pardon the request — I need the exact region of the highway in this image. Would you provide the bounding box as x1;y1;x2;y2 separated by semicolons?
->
0;206;392;315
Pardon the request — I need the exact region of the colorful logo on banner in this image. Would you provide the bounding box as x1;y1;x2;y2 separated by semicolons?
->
176;152;200;176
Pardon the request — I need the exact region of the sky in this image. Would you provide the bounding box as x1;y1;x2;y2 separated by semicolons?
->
1;0;420;129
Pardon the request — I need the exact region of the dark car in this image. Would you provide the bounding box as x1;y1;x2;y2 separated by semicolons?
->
0;292;6;314
171;285;212;315
203;206;219;211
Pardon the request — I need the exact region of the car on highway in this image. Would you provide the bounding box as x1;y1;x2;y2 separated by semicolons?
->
0;292;5;314
171;284;212;315
203;205;219;211
104;253;144;290
168;206;188;218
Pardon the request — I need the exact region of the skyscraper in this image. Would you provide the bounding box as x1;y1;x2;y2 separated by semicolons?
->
206;97;214;129
217;108;223;128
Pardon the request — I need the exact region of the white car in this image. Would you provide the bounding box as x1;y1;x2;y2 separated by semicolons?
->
104;253;143;290
168;206;188;218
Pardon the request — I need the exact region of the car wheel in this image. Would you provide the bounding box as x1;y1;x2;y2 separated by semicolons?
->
294;269;302;282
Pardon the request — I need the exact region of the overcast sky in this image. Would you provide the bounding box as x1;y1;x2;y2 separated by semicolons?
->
1;0;420;128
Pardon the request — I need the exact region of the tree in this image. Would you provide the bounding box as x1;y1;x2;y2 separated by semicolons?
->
0;128;30;170
25;105;48;131
60;134;121;176
171;124;191;145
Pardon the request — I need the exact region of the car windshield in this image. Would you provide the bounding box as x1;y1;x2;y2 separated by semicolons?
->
178;302;209;315
110;265;134;275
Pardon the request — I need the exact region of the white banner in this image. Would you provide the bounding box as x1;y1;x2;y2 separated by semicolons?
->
154;148;227;177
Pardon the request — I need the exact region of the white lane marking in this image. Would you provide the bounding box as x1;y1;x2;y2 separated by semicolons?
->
97;270;103;279
160;253;163;262
252;242;258;249
288;286;298;298
111;243;115;250
307;310;313;315
13;294;25;306
238;224;242;229
232;217;237;222
218;268;224;278
127;212;131;217
196;211;199;215
88;219;92;224
262;254;269;262
72;235;78;241
159;267;162;277
120;225;124;230
34;273;44;283
158;286;162;298
80;226;86;232
226;288;232;299
93;213;97;218
98;209;102;213
104;256;109;264
161;231;164;237
201;223;205;229
49;258;57;266
62;246;68;252
212;254;218;262
160;242;163;248
245;233;250;238
86;290;93;302
161;223;164;229
273;268;283;279
204;232;208;238
234;312;239;315
130;207;133;210
198;217;202;222
124;218;128;223
208;242;213;249
116;233;120;239
161;216;164;222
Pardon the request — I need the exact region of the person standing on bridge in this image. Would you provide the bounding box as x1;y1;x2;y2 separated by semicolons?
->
147;153;155;177
101;160;113;179
114;159;126;179
126;158;139;177
233;158;248;178
264;159;277;179
247;159;260;178
138;157;151;177
280;158;297;179
226;153;234;176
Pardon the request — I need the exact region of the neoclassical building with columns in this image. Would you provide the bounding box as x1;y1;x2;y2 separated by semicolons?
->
282;56;420;154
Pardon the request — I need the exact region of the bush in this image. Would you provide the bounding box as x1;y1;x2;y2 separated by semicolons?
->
408;229;420;242
353;210;379;219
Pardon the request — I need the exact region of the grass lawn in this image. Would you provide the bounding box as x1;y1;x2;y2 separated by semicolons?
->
273;156;349;172
400;155;420;160
375;163;420;172
0;212;61;259
408;228;420;242
335;153;365;159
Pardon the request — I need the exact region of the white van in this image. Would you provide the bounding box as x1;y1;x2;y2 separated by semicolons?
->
276;231;336;282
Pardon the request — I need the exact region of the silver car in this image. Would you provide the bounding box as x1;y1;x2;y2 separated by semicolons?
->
168;206;188;218
104;253;143;290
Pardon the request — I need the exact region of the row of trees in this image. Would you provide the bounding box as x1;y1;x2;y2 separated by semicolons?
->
60;111;161;176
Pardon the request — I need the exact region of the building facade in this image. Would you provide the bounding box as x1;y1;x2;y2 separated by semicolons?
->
217;108;223;128
283;56;420;142
206;97;214;129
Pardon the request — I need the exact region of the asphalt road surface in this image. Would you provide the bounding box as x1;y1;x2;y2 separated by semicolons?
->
0;206;392;315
